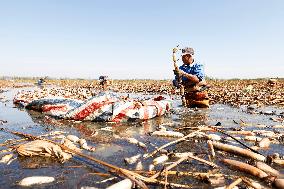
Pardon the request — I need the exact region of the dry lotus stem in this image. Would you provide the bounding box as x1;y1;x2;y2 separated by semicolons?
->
241;177;265;189
257;138;271;148
212;141;266;161
18;176;55;187
145;130;201;158
226;178;243;189
207;140;215;158
151;155;191;179
222;159;268;179
135;170;225;178
255;162;280;177
0;153;14;164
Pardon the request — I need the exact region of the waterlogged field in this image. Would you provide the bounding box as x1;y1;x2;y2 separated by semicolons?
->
0;79;284;188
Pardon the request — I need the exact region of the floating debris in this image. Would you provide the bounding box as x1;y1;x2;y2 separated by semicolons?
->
207;134;222;141
18;176;55;186
51;134;66;140
100;127;113;132
0;154;14;164
212;141;266;161
172;152;193;158
124;154;141;165
125;137;147;149
257;138;271;148
244;136;262;142
66;135;80;143
81;186;99;189
47;130;66;136
61;138;81;152
135;161;143;171
16;140;72;163
148;164;155;171
222;159;268;179
207;140;215;158
6;157;17;165
151;130;184;138
78;138;96;151
106;179;133;189
255;162;280;177
152;154;169;165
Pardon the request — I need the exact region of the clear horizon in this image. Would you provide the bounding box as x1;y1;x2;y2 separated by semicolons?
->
0;0;283;80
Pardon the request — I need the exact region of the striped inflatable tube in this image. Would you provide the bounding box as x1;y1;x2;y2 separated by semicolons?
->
14;92;172;122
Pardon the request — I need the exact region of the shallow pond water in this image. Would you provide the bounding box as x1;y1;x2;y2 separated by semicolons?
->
0;87;284;188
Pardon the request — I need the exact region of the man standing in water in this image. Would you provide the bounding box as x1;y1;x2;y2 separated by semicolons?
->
173;47;209;108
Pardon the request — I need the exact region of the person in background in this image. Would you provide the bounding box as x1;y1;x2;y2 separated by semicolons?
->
98;75;110;90
173;47;210;108
37;78;45;86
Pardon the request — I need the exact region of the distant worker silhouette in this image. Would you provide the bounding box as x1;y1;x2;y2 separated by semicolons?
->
98;75;110;90
37;78;45;86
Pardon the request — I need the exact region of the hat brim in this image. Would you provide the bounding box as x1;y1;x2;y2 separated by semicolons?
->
182;53;193;56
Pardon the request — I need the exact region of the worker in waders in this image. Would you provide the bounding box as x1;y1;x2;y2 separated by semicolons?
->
98;75;110;90
37;78;45;86
173;47;210;108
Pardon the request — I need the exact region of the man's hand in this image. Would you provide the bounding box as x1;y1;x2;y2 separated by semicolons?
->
172;79;180;88
172;47;179;53
173;69;179;76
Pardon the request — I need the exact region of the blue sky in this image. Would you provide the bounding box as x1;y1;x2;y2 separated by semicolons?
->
0;0;283;79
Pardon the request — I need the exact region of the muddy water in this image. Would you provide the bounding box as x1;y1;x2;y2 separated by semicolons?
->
0;88;284;188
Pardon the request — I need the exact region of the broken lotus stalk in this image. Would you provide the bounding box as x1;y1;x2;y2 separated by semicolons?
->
145;130;201;158
212;141;266;161
226;178;243;189
222;159;268;179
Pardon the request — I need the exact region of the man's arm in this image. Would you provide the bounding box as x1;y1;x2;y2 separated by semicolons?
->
179;70;200;84
181;64;205;84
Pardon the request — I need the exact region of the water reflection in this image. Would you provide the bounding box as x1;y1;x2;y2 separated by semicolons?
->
18;156;59;169
25;103;211;140
172;107;209;130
